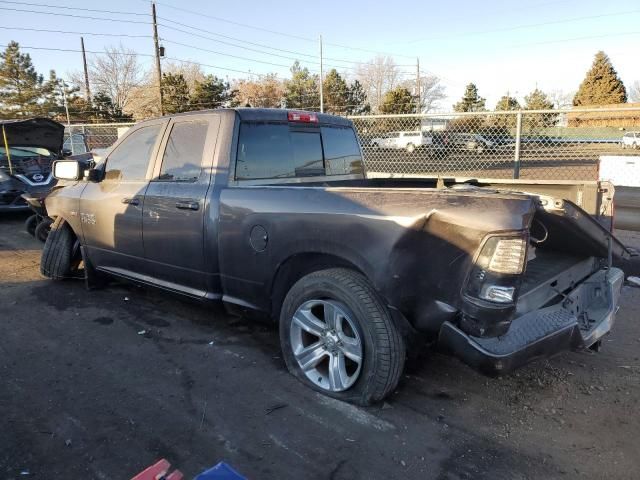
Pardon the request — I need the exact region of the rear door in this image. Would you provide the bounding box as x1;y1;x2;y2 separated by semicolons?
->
80;120;166;274
142;114;220;296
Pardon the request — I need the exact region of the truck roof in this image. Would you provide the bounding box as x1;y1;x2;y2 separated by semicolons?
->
155;108;352;127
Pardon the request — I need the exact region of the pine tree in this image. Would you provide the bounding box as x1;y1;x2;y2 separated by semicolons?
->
345;80;370;115
191;74;232;110
92;91;131;121
161;73;190;114
524;88;557;129
40;70;63;118
284;61;319;110
0;41;44;118
379;87;415;114
453;83;486;112
573;51;627;106
493;94;520;129
322;69;349;115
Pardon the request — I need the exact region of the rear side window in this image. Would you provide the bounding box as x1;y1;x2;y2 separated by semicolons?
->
236;122;362;180
321;126;363;175
157;120;209;182
236;122;323;180
105;124;162;181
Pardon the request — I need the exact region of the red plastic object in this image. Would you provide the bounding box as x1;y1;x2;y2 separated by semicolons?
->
131;459;184;480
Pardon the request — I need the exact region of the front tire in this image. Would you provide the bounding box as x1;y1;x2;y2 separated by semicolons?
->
40;217;78;280
279;268;405;405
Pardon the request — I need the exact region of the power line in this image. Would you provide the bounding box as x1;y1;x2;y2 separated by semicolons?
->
0;0;148;16
510;29;640;48
1;44;286;78
146;0;414;59
407;8;640;43
157;22;359;73
0;25;152;38
0;6;152;23
158;18;358;69
162;39;309;71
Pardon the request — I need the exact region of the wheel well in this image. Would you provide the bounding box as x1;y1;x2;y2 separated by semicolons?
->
270;253;365;320
51;216;80;242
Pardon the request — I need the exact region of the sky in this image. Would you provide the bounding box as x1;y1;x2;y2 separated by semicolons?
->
0;0;638;110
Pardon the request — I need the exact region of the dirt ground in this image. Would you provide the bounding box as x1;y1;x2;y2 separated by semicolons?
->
1;212;640;480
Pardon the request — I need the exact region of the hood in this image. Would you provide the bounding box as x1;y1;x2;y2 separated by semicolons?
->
0;118;65;153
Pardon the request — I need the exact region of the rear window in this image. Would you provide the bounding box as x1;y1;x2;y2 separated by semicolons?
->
236;122;362;180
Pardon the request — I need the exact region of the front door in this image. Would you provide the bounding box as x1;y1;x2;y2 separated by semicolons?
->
142;115;220;296
80;120;167;275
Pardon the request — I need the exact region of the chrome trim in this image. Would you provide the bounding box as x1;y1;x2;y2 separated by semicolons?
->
14;172;53;187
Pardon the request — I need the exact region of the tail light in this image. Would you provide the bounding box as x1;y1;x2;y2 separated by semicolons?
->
465;235;527;304
477;237;527;275
288;111;318;123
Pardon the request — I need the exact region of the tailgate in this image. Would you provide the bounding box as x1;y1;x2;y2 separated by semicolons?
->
533;196;630;261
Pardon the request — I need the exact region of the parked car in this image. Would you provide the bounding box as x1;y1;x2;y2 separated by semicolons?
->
0;118;63;213
448;133;495;152
621;131;640;149
370;131;432;153
42;108;628;405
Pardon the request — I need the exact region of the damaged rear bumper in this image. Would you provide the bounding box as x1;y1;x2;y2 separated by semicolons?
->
438;267;625;376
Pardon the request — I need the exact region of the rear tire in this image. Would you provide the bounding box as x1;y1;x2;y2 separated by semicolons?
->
40;217;76;280
279;268;405;405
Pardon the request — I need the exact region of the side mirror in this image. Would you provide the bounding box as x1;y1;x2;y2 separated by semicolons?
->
52;160;82;181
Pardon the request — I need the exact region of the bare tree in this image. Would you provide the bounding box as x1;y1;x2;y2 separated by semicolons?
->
123;71;159;120
356;56;401;113
78;44;144;112
399;74;446;112
546;89;575;109
233;74;284;108
162;61;206;93
629;80;640;103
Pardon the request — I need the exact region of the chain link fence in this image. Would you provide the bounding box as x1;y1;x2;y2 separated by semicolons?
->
349;107;640;181
63;122;135;155
59;108;640;183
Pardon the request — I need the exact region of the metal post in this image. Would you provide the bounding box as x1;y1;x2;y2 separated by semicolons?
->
60;81;74;155
319;34;324;113
2;125;14;175
152;2;164;116
80;37;91;101
513;110;522;179
416;57;421;113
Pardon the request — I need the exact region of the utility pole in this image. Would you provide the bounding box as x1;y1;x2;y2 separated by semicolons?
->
151;2;164;115
319;34;324;113
60;80;74;155
80;37;91;101
416;57;421;113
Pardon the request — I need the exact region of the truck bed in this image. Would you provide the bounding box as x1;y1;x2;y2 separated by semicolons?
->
517;250;595;315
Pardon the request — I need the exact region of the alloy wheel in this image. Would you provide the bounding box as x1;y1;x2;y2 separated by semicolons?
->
290;299;363;392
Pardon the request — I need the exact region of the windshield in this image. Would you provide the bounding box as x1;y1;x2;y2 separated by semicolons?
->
0;145;56;175
0;146;55;157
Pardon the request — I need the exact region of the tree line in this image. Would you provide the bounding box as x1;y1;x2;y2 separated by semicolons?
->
0;41;638;123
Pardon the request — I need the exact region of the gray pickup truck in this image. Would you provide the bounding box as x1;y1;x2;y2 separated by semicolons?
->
43;108;628;405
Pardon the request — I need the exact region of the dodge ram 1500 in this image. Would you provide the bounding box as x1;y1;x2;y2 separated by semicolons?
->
42;109;628;404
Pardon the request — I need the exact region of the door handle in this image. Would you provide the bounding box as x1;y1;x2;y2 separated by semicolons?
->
175;200;200;211
122;197;140;206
